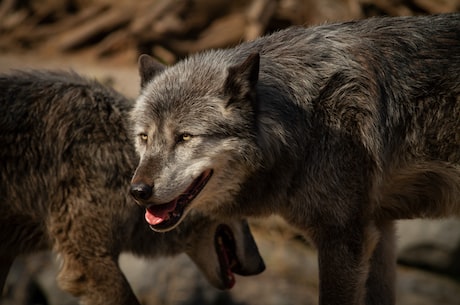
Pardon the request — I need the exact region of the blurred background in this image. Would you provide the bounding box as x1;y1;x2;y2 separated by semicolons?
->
1;0;460;65
1;0;460;304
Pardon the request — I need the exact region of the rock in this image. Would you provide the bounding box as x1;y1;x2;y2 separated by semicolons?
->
397;218;460;276
397;266;460;305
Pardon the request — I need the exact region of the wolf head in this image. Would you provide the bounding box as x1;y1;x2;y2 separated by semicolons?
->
130;52;262;232
181;215;265;289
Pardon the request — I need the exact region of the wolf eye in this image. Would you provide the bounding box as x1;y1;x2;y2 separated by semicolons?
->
177;133;193;143
138;133;148;142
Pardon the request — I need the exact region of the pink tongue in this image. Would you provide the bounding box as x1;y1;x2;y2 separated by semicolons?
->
145;210;167;225
144;201;177;226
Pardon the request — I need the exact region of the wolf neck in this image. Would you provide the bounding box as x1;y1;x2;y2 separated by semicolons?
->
233;80;316;217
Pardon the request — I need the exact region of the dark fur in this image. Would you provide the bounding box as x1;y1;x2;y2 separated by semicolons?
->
0;71;264;305
131;14;460;305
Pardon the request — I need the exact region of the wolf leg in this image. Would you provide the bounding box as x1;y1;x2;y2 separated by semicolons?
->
313;222;379;305
0;255;14;296
56;253;140;305
365;220;396;305
48;209;140;305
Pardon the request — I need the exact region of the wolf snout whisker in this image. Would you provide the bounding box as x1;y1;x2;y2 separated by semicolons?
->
130;182;153;202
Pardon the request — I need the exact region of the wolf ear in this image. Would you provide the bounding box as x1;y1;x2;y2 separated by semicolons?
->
224;52;260;108
138;54;166;89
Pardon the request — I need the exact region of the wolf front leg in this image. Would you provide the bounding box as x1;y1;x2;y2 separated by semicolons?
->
365;220;396;305
312;222;380;305
48;211;140;305
57;253;140;305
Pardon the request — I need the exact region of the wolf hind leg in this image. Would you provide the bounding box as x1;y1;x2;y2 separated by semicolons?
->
365;220;396;305
0;255;14;296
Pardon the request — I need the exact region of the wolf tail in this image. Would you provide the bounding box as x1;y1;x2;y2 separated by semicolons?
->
377;161;460;219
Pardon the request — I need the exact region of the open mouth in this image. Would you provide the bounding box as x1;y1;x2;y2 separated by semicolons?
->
215;224;241;289
145;169;213;232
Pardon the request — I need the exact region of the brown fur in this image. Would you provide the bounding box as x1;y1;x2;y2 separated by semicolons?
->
0;70;264;305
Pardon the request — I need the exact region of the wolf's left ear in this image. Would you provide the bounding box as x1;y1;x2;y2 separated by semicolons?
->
224;52;260;108
138;54;166;89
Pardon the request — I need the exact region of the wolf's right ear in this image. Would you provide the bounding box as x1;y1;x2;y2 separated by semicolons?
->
224;52;260;108
138;54;166;89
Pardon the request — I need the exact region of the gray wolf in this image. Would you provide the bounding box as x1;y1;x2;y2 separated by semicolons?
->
129;13;460;305
0;70;265;305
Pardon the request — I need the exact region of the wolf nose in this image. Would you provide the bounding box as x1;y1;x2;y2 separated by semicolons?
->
130;183;153;201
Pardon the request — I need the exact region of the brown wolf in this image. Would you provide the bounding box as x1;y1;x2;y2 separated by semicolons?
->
129;14;460;305
0;70;265;305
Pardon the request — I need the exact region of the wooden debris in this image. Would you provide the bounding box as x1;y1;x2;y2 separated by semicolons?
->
0;0;458;63
52;7;132;51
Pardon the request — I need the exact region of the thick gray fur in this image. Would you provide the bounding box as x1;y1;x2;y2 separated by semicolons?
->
131;13;460;305
0;70;264;305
